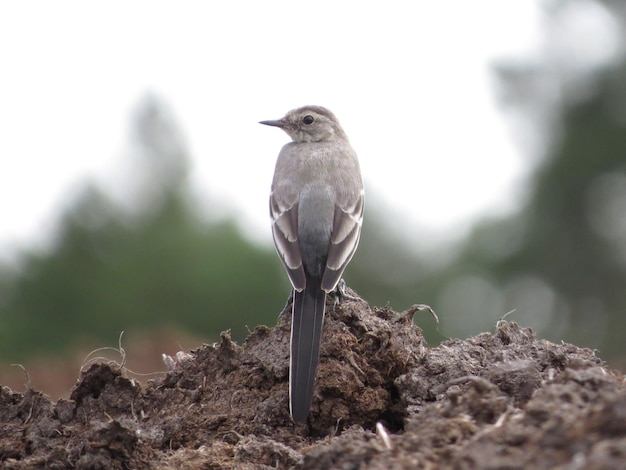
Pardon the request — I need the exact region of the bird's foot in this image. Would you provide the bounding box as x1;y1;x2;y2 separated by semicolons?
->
278;290;294;320
331;279;361;306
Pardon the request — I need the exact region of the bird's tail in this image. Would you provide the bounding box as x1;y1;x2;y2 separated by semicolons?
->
290;282;326;422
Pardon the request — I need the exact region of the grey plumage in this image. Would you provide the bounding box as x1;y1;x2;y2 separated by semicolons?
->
261;106;364;422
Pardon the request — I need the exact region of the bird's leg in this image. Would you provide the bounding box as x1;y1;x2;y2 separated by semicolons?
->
331;279;361;307
278;289;294;320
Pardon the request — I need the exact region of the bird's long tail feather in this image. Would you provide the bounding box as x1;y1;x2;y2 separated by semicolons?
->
289;283;326;422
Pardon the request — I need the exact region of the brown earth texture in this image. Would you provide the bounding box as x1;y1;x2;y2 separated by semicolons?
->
1;290;626;469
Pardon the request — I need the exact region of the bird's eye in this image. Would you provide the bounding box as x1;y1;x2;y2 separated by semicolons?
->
302;115;315;125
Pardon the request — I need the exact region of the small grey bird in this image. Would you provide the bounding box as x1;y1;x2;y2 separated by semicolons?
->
260;105;364;422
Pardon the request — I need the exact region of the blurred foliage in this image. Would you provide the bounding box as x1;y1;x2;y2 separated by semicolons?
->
0;96;288;360
352;0;626;363
406;0;626;362
1;0;625;366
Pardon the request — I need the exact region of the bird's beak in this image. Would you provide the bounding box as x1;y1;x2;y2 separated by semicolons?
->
259;119;287;128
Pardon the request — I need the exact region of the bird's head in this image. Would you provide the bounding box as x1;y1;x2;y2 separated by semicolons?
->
260;105;347;143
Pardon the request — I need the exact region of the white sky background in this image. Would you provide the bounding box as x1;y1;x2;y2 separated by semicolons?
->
0;1;543;259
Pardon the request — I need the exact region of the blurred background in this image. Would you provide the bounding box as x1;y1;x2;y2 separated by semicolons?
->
1;0;625;398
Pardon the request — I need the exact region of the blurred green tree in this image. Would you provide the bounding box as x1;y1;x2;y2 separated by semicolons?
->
0;96;287;359
417;0;626;362
3;0;625;368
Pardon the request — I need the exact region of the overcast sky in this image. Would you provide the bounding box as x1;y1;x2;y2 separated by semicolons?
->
0;2;550;259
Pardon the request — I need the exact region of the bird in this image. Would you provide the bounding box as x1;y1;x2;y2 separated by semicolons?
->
260;105;364;422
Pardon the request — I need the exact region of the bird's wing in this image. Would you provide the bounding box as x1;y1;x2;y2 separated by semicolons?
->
321;188;364;292
270;190;306;291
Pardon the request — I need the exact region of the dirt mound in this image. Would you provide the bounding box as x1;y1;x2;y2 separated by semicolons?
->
1;292;625;468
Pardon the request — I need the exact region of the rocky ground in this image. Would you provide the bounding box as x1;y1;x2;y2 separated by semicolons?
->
1;291;625;469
